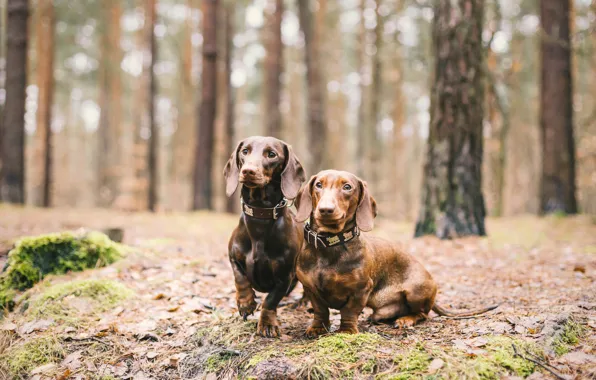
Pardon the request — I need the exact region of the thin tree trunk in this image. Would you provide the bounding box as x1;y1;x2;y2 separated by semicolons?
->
539;0;577;214
368;1;383;190
193;0;218;210
355;0;366;177
224;4;236;213
391;26;405;217
263;0;283;138
36;0;54;207
298;0;327;174
146;0;158;211
415;0;487;239
1;0;28;204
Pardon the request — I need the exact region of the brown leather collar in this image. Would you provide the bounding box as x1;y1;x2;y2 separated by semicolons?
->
241;196;288;220
304;222;360;249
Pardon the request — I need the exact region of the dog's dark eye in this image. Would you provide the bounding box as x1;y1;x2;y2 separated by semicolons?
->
267;151;277;158
241;148;249;155
343;184;352;191
315;182;323;189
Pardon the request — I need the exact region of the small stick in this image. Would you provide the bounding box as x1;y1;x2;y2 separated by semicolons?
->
512;344;566;380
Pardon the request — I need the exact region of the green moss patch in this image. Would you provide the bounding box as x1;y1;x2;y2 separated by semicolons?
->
2;335;65;379
24;279;133;323
551;320;584;356
439;336;541;379
0;231;126;310
290;333;384;378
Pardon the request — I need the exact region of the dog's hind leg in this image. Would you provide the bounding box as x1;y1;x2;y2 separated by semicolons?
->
370;302;407;324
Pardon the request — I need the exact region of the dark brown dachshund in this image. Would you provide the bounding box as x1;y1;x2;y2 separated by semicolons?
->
224;136;306;337
295;170;498;337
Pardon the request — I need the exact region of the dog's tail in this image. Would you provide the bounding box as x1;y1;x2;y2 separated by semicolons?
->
432;303;499;318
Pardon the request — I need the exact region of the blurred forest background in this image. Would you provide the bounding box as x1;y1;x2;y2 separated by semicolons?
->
0;0;594;223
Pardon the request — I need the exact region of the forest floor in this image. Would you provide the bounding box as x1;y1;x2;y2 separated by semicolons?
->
0;206;595;380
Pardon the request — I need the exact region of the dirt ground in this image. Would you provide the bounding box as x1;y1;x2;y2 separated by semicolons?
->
0;206;595;379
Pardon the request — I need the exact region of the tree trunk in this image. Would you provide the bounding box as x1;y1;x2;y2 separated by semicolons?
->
193;0;218;210
97;0;123;207
415;0;486;239
146;0;158;211
539;0;577;214
224;4;236;213
298;0;327;174
0;0;28;204
355;0;366;178
263;0;283;138
368;1;383;190
36;0;54;207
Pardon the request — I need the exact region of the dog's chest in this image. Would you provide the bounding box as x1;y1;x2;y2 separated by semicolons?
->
298;258;365;310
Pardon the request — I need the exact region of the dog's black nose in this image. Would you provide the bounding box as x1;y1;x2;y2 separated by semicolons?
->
241;167;256;176
318;205;335;215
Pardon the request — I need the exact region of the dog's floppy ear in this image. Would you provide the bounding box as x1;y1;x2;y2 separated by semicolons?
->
356;179;377;231
223;140;244;197
295;176;316;222
281;144;306;200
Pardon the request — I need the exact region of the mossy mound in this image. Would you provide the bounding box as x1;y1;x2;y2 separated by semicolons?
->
24;279;133;323
181;318;548;379
0;231;126;310
2;335;65;379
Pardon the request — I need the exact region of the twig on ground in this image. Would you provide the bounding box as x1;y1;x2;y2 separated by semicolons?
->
511;344;566;380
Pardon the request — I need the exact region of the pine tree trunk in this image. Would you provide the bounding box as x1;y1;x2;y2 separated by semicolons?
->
355;0;366;178
224;4;236;213
368;1;383;190
146;0;158;211
415;0;487;239
539;0;577;214
193;0;218;210
97;0;123;207
298;0;327;174
0;0;28;204
36;0;54;207
263;0;283;138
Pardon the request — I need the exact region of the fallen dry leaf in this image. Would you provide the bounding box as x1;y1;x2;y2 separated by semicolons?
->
428;358;444;373
61;350;83;371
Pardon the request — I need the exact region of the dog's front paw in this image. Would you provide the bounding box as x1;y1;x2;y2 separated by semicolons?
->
257;320;280;338
337;326;359;334
257;309;280;338
305;324;329;338
237;298;257;320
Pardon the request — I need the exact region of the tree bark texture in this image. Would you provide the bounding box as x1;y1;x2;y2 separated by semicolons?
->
146;0;158;211
298;0;327;174
539;0;577;214
367;1;383;190
193;0;218;210
415;0;487;239
36;0;54;207
1;0;28;204
355;0;366;178
97;1;123;207
263;0;283;138
224;4;236;213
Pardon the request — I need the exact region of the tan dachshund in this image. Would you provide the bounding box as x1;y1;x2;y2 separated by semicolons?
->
295;170;498;337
